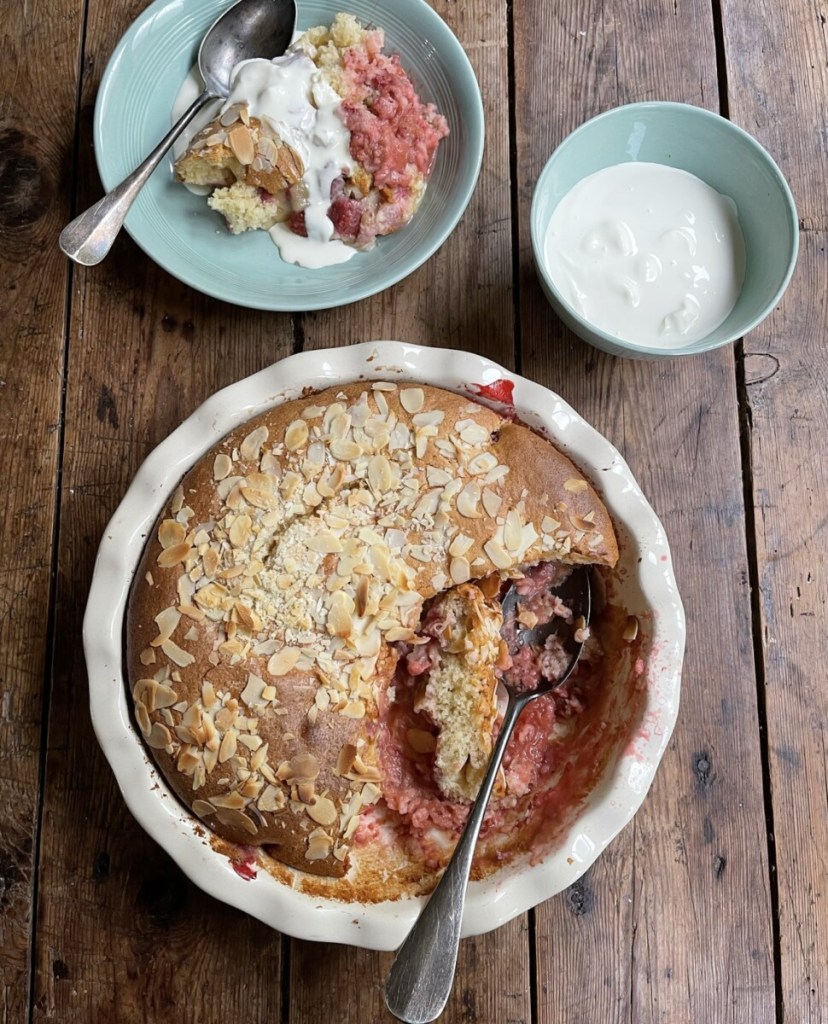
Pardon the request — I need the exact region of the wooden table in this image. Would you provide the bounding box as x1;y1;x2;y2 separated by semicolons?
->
2;0;825;1020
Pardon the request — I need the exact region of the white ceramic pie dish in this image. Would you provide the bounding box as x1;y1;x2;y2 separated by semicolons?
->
84;341;685;949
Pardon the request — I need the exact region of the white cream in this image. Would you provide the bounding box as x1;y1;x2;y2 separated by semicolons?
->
543;162;745;346
172;50;357;268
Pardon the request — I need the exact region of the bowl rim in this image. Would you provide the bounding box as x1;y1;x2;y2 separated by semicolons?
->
83;341;685;949
92;0;485;312
530;100;800;357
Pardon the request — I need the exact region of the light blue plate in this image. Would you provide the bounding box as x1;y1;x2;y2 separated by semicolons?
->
94;0;484;310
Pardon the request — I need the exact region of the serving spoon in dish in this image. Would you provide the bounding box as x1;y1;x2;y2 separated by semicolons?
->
59;0;297;266
385;564;592;1024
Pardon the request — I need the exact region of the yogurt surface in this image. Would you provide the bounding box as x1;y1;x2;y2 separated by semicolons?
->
543;162;746;346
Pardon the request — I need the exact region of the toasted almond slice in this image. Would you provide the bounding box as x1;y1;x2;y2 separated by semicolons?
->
623;615;639;642
285;419;310;452
458;421;490;446
342;700;365;719
210;791;247;810
330;438;361;461
157;542;191;568
306;831;334;861
213;453;233;481
367;454;393;495
484;538;513;570
240;425;268;462
457;482;482;519
267;646;301;676
371;381;397;392
450;556;471;585
449;533;473;557
257;784;285;813
146;722;172;749
482;488;501;518
229;514;252;548
192;799;216;818
307;795;338;827
400;387;425;414
504;509;523;552
161;639;195;668
564;478;588;493
151;606;181;647
306;531;343;554
228;124;255;164
337;743;358;775
158;519;186;549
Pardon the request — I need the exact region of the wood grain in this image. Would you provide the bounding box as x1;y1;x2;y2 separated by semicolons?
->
32;2;294;1021
723;1;828;1018
0;0;81;1018
513;1;776;1021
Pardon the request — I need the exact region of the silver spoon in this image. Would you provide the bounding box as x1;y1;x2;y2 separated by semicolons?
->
59;0;297;266
384;565;593;1024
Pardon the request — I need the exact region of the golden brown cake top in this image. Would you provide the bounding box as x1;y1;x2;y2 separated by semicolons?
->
126;381;618;877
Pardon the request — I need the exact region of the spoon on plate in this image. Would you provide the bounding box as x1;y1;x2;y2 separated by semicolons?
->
59;0;297;266
384;565;593;1024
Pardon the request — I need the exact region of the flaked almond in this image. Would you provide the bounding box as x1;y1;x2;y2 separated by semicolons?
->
213;453;233;481
228;124;255;164
330;438;361;461
306;531;343;554
570;514;597;533
355;576;369;617
214;807;258;836
400;387;425;414
161;639;195;668
623;615;639;642
564;478;588;493
229;514;252;548
258;785;285;813
482;488;501;518
267;646;301;676
484;537;513;570
337;743;358;775
285;419;309;452
151;606;181;647
457;482;482;519
157;542;191;568
158;519;185;549
342;700;365;719
367;454;393;495
210;790;246;811
306;795;338;826
504;509;523;552
192;799;216;818
468;452;498;476
449;533;473;557
146;722;172;749
327;591;354;638
305;831;334;861
240;424;268;462
541;515;561;533
458;421;490;446
450;556;471;585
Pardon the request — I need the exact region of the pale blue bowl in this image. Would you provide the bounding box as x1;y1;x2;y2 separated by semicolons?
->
94;0;484;311
530;102;799;358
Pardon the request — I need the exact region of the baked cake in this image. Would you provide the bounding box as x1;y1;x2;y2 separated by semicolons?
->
174;14;449;256
126;381;618;881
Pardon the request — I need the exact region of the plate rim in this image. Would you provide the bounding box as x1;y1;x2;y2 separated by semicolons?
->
83;341;686;949
92;0;485;311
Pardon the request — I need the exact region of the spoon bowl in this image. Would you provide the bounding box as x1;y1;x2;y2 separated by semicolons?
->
59;0;296;266
385;565;592;1024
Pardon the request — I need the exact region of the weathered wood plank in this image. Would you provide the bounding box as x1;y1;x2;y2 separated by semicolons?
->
0;0;82;1018
722;0;828;1017
301;0;513;364
32;2;295;1020
513;2;776;1021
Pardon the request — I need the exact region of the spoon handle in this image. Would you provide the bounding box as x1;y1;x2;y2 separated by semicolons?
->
385;696;525;1024
59;90;214;266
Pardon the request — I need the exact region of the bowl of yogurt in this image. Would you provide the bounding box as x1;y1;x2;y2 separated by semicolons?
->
530;102;799;358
